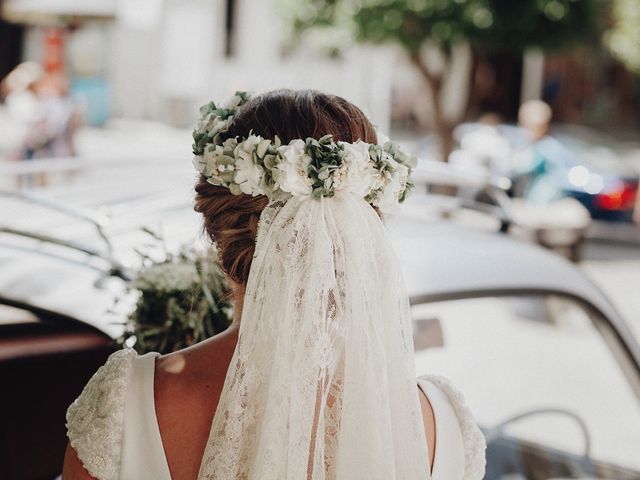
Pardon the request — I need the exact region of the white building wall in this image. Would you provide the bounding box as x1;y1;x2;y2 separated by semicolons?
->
105;0;393;129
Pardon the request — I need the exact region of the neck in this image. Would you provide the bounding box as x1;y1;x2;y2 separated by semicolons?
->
229;283;245;329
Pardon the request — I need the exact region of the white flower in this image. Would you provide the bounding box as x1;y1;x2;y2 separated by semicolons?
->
222;137;238;150
234;135;261;162
376;163;409;213
225;94;244;109
193;114;209;135
235;156;265;196
201;145;224;176
383;150;399;169
192;155;206;175
336;141;378;196
256;139;271;158
275;140;313;197
203;116;229;136
396;163;410;188
377;132;391;147
199;144;236;185
235;162;264;195
232;135;266;196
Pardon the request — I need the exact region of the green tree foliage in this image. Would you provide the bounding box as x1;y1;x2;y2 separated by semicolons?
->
292;0;596;53
605;0;640;74
351;0;595;53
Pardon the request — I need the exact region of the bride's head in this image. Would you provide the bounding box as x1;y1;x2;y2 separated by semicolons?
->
194;89;377;287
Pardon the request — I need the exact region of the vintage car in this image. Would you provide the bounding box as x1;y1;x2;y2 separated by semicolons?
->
1;159;639;479
390;216;640;479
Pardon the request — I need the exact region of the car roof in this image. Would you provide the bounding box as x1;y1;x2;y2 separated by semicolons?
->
0;239;127;338
388;216;626;324
389;215;640;384
1;207;631;327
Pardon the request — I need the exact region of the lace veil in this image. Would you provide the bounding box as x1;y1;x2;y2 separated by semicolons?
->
197;192;430;479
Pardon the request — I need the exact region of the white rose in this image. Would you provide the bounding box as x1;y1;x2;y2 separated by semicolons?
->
235;156;265;196
256;138;271;158
376;175;401;213
201;145;224;177
194;113;211;135
234;135;261;162
396;162;409;182
206;116;229;136
383;151;399;169
376;163;409;213
192;155;206;175
336;141;377;196
232;135;265;196
225;94;243;109
377;132;391;147
275;140;313;197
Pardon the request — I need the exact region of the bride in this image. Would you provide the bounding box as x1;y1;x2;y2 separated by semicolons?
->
62;89;486;479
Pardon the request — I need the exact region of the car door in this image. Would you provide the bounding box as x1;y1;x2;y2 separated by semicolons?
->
412;294;640;480
0;303;115;480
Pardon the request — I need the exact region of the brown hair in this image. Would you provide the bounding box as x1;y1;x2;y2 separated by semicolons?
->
194;89;377;286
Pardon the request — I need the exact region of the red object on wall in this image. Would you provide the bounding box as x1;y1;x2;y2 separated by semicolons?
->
43;28;65;74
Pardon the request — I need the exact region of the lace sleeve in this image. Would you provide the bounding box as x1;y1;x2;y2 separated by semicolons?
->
419;374;487;480
66;348;137;480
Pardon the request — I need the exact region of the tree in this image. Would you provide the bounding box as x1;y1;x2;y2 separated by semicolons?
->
605;0;640;74
289;0;597;161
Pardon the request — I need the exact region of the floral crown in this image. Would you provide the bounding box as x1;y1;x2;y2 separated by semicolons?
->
191;92;415;212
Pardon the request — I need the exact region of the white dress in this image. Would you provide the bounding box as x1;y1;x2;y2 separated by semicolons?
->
66;349;486;480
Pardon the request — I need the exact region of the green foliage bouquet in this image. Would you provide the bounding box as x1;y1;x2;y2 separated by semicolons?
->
117;249;233;354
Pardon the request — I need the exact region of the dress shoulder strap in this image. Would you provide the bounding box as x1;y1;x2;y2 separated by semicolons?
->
66;348;137;480
418;374;487;480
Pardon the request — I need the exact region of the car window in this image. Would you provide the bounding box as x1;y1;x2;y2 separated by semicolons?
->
412;295;640;478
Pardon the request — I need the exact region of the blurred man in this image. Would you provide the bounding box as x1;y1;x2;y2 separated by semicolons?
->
518;99;552;141
511;99;566;203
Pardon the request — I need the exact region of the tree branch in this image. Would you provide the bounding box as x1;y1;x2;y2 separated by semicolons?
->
408;51;455;161
409;51;442;92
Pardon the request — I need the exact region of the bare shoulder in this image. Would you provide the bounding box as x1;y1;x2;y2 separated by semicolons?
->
418;386;436;473
151;327;240;479
154;329;239;423
155;326;239;390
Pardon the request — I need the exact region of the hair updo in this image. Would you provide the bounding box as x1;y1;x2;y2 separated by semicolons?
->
194;89;377;286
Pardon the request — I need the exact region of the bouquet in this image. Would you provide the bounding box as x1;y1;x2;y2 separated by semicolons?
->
117;247;232;354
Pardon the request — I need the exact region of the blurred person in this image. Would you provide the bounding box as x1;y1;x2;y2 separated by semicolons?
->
35;72;82;159
518;99;552;141
3;62;48;162
451;112;512;177
62;90;486;479
510;99;566;202
2;64;82;187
